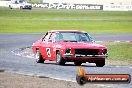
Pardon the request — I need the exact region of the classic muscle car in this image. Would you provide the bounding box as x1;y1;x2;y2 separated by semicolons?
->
32;30;108;67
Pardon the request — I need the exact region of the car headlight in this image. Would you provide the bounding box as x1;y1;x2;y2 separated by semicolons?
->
102;49;107;55
65;48;71;54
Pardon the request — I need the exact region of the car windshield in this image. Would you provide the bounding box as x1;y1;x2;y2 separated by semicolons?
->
55;32;92;42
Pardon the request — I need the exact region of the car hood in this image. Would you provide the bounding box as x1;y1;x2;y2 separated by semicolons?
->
56;42;107;49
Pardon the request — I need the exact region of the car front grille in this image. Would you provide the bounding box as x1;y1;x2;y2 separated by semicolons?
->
75;49;99;55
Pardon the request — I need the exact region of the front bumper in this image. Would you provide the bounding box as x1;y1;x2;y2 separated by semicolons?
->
64;54;108;58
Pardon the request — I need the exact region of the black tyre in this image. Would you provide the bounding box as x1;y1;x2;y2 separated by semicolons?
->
96;60;105;67
74;61;82;66
35;49;44;63
56;51;65;65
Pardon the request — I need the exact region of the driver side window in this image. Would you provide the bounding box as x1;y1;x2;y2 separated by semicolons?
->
48;33;56;42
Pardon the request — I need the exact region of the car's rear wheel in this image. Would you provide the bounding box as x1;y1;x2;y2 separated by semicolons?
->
74;61;82;66
35;49;44;63
56;51;65;65
96;60;105;67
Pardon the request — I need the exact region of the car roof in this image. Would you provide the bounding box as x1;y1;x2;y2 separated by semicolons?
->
48;30;81;33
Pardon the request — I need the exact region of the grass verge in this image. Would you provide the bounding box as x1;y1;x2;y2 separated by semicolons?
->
104;43;132;64
0;8;132;33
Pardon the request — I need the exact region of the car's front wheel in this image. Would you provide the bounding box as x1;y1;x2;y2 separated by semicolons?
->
56;51;65;65
96;60;105;67
35;49;44;63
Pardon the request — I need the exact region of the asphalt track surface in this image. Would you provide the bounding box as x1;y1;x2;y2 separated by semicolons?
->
0;33;132;88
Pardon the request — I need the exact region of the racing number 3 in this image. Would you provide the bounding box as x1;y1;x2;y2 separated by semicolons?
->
46;48;51;57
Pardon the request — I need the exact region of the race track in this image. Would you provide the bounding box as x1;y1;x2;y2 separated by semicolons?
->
0;33;132;88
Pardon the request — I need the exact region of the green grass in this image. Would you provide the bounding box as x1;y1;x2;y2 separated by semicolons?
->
0;8;132;33
105;43;132;63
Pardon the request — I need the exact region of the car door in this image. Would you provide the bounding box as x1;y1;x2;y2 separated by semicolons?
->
40;32;52;60
47;33;56;61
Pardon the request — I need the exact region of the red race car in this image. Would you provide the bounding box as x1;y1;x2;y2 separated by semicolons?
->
32;30;108;67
